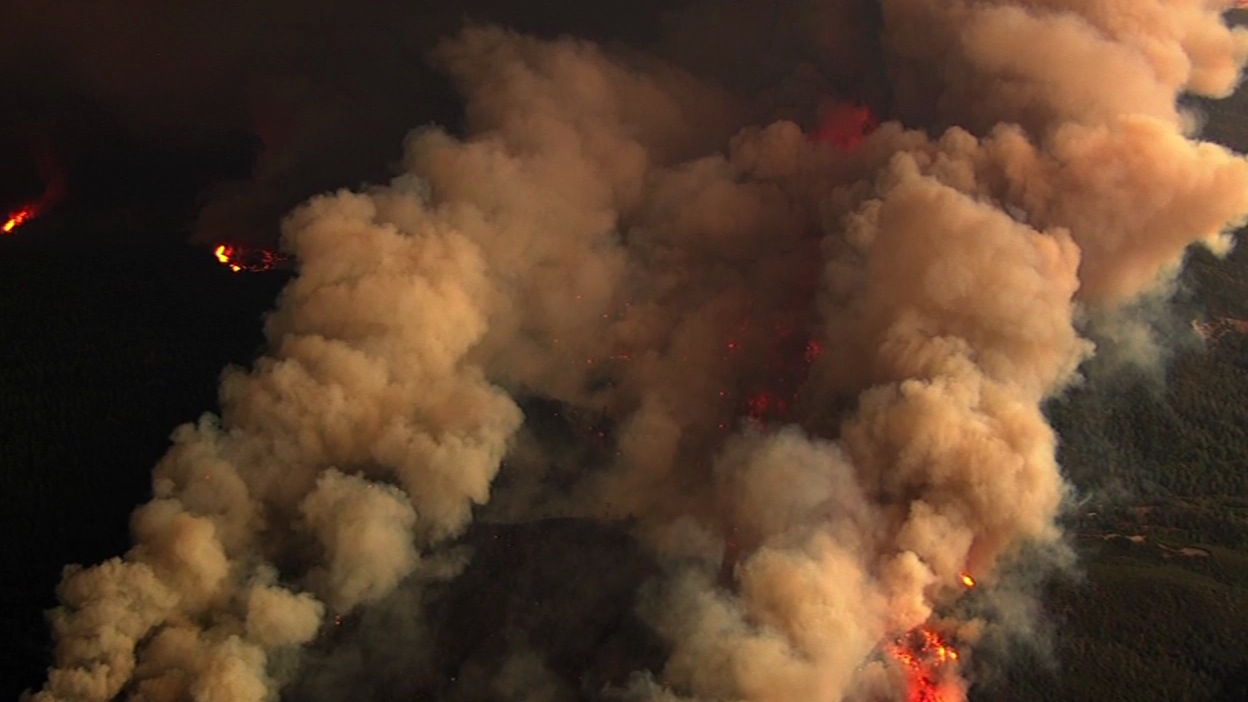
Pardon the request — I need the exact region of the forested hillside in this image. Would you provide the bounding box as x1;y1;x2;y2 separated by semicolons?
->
967;104;1248;700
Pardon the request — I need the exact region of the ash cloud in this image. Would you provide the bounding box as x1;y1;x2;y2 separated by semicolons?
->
26;2;1248;702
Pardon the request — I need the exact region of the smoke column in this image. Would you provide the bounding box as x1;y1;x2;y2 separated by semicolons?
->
29;1;1248;701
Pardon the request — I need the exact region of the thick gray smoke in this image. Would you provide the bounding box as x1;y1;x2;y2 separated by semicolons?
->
29;2;1248;701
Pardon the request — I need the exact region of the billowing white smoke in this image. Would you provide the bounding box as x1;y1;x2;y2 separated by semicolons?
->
30;2;1248;701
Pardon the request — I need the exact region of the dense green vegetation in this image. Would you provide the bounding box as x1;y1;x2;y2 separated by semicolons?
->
966;232;1248;701
971;541;1248;702
965;83;1248;699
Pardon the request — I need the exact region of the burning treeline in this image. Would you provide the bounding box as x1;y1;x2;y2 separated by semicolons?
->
29;2;1248;702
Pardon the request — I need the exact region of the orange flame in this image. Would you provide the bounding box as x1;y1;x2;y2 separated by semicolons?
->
960;573;976;588
886;627;965;702
213;243;287;273
2;205;38;234
214;244;244;273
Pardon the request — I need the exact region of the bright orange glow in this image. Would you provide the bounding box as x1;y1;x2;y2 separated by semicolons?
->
2;205;37;234
214;244;243;272
886;627;963;702
213;243;286;273
960;573;976;588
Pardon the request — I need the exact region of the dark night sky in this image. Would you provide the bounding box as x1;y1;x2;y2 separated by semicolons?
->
0;1;700;248
0;3;694;697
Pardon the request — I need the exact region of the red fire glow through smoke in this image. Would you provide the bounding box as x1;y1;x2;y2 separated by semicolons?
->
810;101;879;149
737;321;823;425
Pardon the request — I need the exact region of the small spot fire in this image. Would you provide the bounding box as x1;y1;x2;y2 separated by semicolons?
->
212;243;289;273
2;204;38;234
2;146;66;237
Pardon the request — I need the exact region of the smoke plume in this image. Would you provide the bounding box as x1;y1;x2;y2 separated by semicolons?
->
29;2;1248;701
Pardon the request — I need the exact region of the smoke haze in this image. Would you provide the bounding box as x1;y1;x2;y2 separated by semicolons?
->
25;2;1248;701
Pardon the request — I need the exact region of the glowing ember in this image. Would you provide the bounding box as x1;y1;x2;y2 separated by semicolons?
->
886;627;964;702
213;243;288;273
730;313;824;426
745;389;788;422
960;573;976;588
804;338;824;363
2;205;37;234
